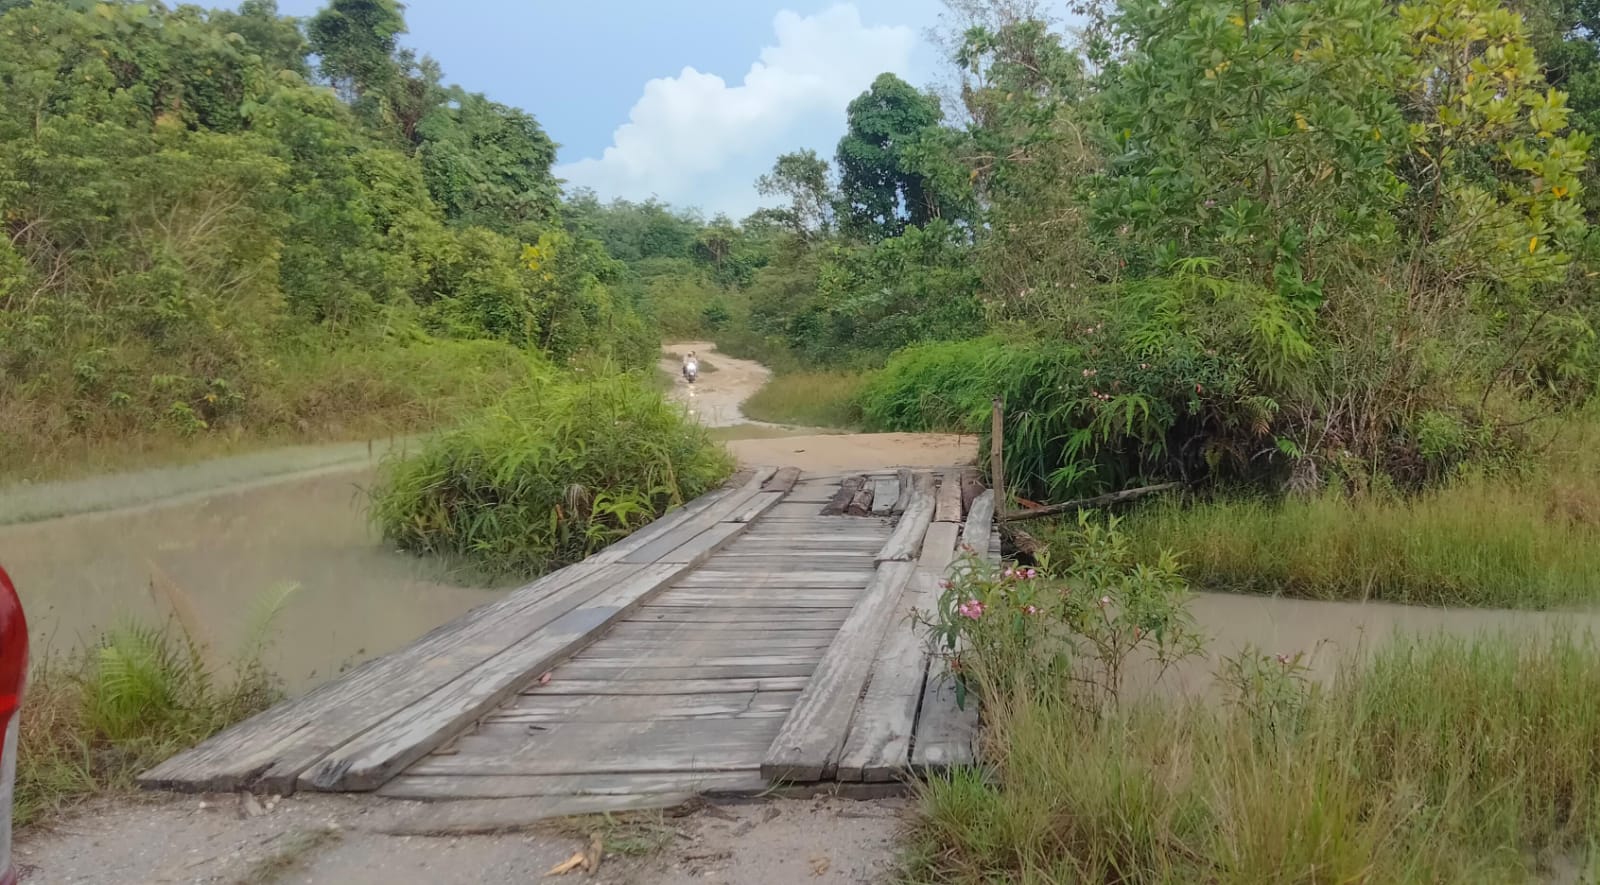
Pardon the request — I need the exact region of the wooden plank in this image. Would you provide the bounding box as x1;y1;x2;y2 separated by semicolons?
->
672;571;874;587
413;718;783;777
891;468;914;515
761;559;918;783
578;637;833;653
762;466;802;492
138;559;629;793
934;470;964;523
836;521;962;782
846;484;875;517
602;627;842;643
588;485;730;565
528;662;817;681
909;669;977;773
821;476;864;516
648;595;861;610
380;770;766;801
961;490;995;555
729;490;784;524
618;468;776;563
766;501;839;518
490;691;800;723
629;606;847;623
566;652;822;667
656;520;746;564
960;469;985;513
299;557;711;792
876;472;937;563
870;477;900;514
520;677;810;696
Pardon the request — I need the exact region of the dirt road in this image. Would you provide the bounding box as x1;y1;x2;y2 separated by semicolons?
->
662;341;977;471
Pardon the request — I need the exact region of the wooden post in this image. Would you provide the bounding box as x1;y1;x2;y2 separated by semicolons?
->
989;397;1005;518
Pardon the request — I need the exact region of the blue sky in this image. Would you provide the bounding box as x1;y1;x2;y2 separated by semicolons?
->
272;0;954;217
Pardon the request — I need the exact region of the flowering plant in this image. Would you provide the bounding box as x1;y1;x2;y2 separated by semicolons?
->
925;513;1203;712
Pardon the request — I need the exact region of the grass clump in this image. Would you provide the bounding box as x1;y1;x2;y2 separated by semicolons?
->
742;371;868;429
371;368;733;577
18;614;284;828
909;532;1600;882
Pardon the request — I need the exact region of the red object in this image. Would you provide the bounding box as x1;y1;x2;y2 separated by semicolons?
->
0;564;24;885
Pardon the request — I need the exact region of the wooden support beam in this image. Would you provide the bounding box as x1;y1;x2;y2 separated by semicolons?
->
821;475;865;516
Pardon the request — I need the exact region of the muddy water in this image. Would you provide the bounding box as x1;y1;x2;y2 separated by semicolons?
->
0;453;513;693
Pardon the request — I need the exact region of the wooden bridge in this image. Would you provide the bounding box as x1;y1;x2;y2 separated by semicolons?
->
141;467;996;815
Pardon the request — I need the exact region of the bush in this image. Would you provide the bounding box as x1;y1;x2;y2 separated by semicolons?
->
371;369;734;576
909;543;1600;882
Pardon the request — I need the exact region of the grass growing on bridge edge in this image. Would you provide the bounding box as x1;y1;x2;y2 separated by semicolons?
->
905;630;1600;884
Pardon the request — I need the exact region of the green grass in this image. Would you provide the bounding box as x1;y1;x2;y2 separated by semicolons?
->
742;370;868;429
908;630;1600;883
17;587;290;828
371;368;733;577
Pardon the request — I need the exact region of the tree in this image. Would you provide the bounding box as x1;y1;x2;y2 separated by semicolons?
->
835;73;945;240
307;0;405;102
416;89;560;232
211;0;309;78
755;150;835;242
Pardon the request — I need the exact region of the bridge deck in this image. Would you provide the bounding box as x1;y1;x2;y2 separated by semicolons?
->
141;468;997;814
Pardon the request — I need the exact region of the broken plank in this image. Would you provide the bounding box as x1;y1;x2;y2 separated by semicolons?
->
299;560;701;793
876;472;936;563
846;484;876;517
761;559;918;783
821;476;865;516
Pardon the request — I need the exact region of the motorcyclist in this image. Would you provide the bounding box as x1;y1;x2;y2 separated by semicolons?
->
682;351;699;382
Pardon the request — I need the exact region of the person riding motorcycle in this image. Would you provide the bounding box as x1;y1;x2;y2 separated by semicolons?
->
681;351;699;384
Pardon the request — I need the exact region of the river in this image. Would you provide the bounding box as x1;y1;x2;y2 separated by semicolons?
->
1;343;1593;696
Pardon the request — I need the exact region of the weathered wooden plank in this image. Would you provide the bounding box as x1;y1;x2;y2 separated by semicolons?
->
618;468;776;563
648;594;861;609
762;466;802;492
629;606;848;623
876;472;937;563
602;627;842;643
821;475;864;516
519;677;810;696
892;468;914;515
835;521;962;782
490;691;800;723
379;770;767;801
655;520;746;564
578;637;833;653
527;662;817;682
411;718;783;777
299;556;709;792
766;501;840;518
961;490;995;555
871;477;900;514
845;484;876;517
729;491;784;524
672;570;875;587
909;669;977;773
588;485;730;565
761;558;918;783
934;470;964;523
139;559;629;793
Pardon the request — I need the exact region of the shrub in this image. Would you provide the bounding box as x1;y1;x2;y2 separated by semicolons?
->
371;369;734;576
741;371;867;428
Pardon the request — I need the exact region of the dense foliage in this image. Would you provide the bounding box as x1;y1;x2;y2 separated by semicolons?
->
0;0;651;477
371;369;732;576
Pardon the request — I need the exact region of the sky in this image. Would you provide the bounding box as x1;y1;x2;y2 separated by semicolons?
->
272;0;953;218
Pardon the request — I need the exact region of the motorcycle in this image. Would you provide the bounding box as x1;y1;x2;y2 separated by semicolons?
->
682;359;698;384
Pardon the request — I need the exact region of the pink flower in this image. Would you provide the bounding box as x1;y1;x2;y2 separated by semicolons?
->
1002;567;1015;579
958;599;986;620
1098;595;1111;607
1021;567;1038;580
1024;605;1040;615
938;579;952;590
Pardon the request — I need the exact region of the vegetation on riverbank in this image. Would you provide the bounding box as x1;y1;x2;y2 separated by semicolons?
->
907;536;1600;882
740;371;866;429
17;594;288;828
371;369;733;577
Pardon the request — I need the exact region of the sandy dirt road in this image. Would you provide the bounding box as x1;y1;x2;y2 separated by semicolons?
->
661;341;977;471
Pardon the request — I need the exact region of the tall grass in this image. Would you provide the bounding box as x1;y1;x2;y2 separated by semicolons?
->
742;371;867;429
371;368;733;577
909;631;1600;883
17;588;291;827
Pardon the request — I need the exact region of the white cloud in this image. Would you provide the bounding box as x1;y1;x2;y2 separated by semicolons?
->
556;4;917;218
